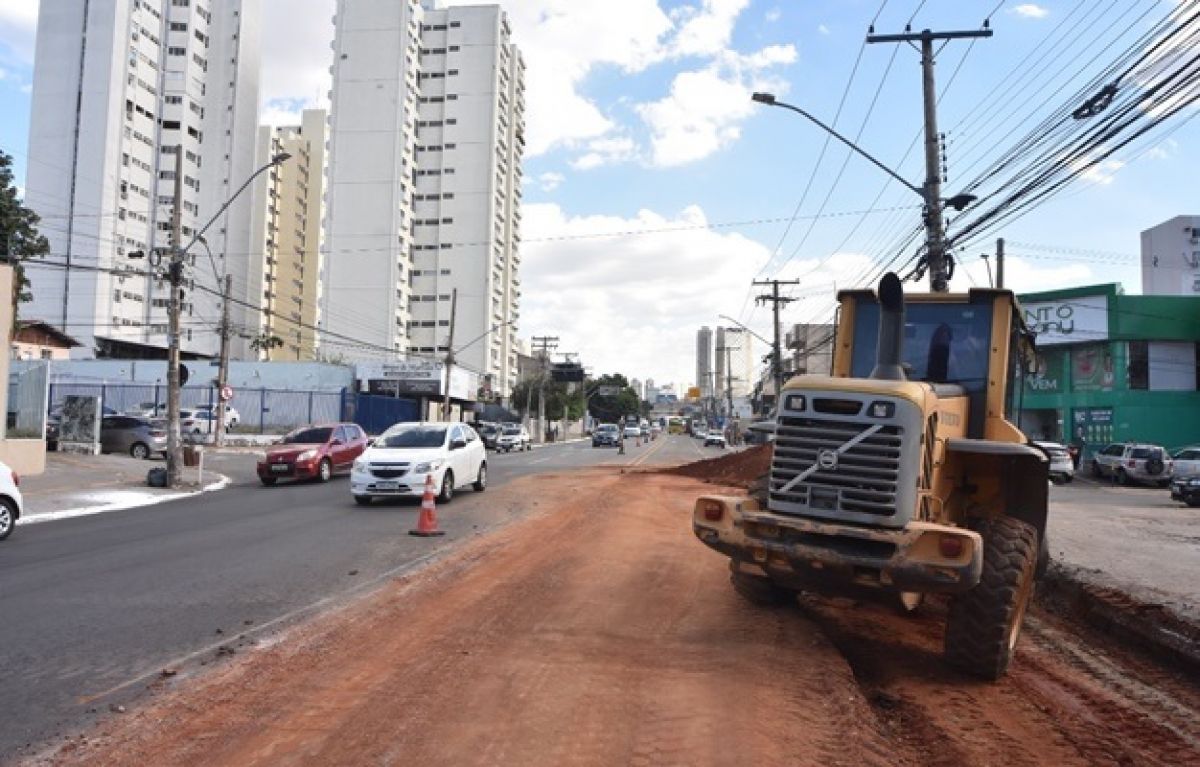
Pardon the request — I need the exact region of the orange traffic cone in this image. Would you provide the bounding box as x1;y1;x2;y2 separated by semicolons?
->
410;474;446;537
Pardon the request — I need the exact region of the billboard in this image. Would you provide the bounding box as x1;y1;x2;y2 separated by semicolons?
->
1022;294;1108;346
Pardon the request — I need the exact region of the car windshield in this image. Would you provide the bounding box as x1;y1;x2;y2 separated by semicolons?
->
850;300;994;389
597;425;617;433
502;425;521;434
379;426;447;448
283;427;332;444
479;424;497;435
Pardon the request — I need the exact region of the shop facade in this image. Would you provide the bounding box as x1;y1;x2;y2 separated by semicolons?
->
1017;284;1200;461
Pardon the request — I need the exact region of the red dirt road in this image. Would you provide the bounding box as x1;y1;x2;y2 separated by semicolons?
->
39;470;1200;766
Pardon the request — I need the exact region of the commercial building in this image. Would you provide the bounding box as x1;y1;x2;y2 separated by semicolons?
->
1141;215;1200;297
1018;283;1200;460
696;326;713;397
246;109;326;361
323;0;524;394
24;0;260;359
715;326;754;398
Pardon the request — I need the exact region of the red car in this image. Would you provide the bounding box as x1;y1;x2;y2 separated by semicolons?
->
258;423;369;486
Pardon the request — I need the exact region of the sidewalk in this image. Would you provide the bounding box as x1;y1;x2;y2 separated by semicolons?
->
18;452;228;524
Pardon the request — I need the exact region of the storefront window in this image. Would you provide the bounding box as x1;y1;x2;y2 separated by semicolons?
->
1128;341;1148;390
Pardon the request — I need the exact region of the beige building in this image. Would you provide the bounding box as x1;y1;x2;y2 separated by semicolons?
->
245;109;327;360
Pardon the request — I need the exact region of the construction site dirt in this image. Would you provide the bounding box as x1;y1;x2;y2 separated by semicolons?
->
34;467;1200;767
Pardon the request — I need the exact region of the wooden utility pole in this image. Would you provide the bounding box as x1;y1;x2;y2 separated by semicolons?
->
441;288;458;421
753;278;799;408
165;146;185;486
867;27;992;292
214;272;232;446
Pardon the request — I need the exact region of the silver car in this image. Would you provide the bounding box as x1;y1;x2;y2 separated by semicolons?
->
1033;441;1075;484
1091;442;1173;487
100;415;168;459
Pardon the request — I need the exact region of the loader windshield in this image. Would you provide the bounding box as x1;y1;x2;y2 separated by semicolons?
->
849;301;994;393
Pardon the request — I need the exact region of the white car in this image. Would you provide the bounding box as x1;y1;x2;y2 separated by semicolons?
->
193;404;240;428
350;422;487;505
0;461;24;541
496;424;532;452
1033;441;1075;484
623;425;642;439
704;429;727;449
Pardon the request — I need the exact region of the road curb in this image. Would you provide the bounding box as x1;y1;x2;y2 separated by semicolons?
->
1037;562;1200;675
20;474;232;527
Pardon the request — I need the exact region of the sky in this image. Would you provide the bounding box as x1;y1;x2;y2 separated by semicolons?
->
0;0;1195;391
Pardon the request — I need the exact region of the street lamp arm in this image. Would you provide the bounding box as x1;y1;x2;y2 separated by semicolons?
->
181;152;291;257
751;93;923;198
452;319;517;358
718;314;772;347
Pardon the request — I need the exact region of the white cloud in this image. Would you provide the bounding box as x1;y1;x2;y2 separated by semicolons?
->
537;172;565;192
765;8;782;23
636;44;796;167
669;0;751;59
1010;4;1049;19
818;24;831;36
1146;138;1179;160
0;0;39;62
1077;158;1125;185
258;0;337;122
570;136;639;170
953;256;1093;295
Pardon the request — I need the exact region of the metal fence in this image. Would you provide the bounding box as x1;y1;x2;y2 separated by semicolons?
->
47;383;351;435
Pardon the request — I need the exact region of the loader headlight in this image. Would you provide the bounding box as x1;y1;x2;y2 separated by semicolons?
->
868;400;895;419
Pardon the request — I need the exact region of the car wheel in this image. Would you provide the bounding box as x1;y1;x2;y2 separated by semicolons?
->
474;463;487;492
353;495;372;506
130;442;150;460
0;498;15;541
317;458;332;483
438;471;454;504
260;476;277;486
1117;469;1129;486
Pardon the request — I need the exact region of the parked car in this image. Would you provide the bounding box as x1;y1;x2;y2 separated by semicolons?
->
350;422;486;505
1169;447;1200;507
623;424;642;439
648;425;662;439
193;404;240;428
1091;442;1174;486
476;422;501;450
496;423;532;452
704;429;727;449
258;423;369;485
0;461;23;541
592;423;621;448
1033;440;1075;484
100;415;168;459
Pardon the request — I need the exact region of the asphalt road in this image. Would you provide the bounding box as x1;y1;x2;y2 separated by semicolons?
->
0;434;716;760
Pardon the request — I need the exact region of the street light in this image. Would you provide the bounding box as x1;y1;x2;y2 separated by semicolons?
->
163;150;292;486
751;92;975;291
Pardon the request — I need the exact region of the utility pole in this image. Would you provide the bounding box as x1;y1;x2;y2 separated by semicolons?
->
716;343;734;418
996;237;1005;289
530;335;558;443
441;287;458;421
753;278;799;409
165;146;185;486
214;272;232;447
867;27;992;292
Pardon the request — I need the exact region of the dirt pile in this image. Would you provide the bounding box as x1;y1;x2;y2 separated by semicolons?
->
660;443;771;488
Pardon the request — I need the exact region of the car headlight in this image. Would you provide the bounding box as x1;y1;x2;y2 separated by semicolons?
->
1189;478;1200;486
353;457;367;472
297;449;318;461
414;460;443;474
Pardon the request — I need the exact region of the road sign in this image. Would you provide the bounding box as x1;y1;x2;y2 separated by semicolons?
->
219;384;234;402
687;386;701;399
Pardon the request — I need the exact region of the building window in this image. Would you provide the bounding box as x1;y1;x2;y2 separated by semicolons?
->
1128;341;1148;391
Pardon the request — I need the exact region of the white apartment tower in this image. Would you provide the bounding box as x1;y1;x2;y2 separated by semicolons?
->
715;326;754;398
696;326;713;397
23;0;261;358
323;0;525;393
1141;215;1200;296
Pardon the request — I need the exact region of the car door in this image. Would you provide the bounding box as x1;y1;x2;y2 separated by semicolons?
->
346;425;368;463
99;416;119;452
450;425;472;486
463;425;484;479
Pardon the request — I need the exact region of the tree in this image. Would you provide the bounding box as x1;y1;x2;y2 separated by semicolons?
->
0;150;50;330
249;332;284;356
586;373;641;424
510;377;585;422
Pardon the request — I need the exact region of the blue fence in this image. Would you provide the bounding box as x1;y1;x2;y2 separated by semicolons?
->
348;393;421;435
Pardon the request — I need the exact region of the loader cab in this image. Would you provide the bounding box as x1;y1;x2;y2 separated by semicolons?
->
832;287;1034;441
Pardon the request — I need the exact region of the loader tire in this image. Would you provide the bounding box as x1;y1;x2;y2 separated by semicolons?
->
730;567;792;607
944;516;1038;680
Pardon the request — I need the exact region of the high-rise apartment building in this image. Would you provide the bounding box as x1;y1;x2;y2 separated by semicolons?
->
1141;216;1200;296
715;326;754;398
323;0;524;393
245;109;326;360
785;323;834;378
696;326;713;397
23;0;260;358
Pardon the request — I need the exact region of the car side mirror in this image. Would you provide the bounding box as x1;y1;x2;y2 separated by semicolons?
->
451;439;467;450
366;438;376;447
